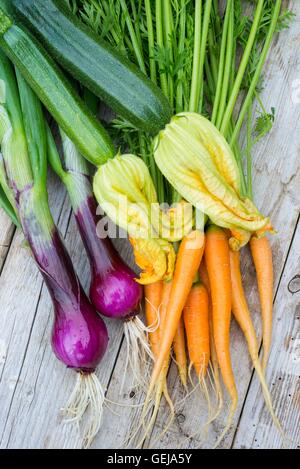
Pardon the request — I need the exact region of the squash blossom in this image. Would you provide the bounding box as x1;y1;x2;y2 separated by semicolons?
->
154;113;272;249
93;154;177;284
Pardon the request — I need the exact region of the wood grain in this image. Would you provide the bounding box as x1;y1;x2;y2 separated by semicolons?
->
0;210;14;273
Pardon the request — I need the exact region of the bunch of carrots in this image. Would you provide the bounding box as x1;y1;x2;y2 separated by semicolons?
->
72;0;292;446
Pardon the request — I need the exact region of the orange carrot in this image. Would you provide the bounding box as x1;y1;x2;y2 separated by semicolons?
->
173;317;188;387
230;250;259;363
147;230;205;394
139;280;174;446
183;283;210;377
145;281;163;358
160;280;188;388
204;225;237;445
199;260;210;294
250;236;274;372
230;249;282;433
183;281;213;439
199;259;224;415
159;280;174;383
160;280;173;332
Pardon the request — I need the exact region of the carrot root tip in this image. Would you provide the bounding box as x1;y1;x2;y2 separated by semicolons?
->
213;398;238;449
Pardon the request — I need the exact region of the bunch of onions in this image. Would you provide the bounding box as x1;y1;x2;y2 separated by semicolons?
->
0;52;109;448
0;0;155;400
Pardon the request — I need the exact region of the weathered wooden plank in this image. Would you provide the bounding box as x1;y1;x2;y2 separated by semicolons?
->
232;220;300;449
146;0;300;449
0;210;15;272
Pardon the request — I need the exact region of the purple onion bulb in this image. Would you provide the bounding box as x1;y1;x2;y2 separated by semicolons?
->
51;293;108;372
22;197;109;373
75;194;142;320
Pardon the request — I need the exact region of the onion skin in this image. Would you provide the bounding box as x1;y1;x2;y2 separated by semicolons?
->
51;290;108;372
75;194;142;319
90;267;142;319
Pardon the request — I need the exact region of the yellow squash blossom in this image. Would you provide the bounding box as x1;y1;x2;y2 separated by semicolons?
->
154;112;272;249
129;237;175;285
154;199;194;242
93;154;176;284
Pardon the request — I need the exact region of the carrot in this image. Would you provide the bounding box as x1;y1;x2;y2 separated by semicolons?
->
145;281;163;358
160;279;193;389
250;236;274;372
147;230;205;392
159;280;173;332
183;283;210;377
230;249;282;434
199;260;210;293
139;280;174;447
173;317;188;387
230;250;259;362
183;275;223;441
199;260;224;417
183;281;211;441
204;225;237;446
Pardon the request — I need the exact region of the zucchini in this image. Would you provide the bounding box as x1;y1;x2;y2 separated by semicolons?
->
0;4;114;166
12;0;172;136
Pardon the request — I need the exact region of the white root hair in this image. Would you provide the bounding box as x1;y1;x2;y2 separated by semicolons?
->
122;316;154;392
62;372;105;449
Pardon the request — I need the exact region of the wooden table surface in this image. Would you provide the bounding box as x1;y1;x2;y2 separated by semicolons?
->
0;1;299;450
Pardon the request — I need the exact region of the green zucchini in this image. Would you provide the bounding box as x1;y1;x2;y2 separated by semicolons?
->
0;4;114;166
12;0;172;136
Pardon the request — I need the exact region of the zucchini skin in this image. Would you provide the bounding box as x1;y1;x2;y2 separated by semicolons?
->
12;0;172;136
0;18;115;166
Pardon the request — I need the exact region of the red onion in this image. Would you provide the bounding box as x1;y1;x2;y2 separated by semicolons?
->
21;190;109;448
75;193;142;319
